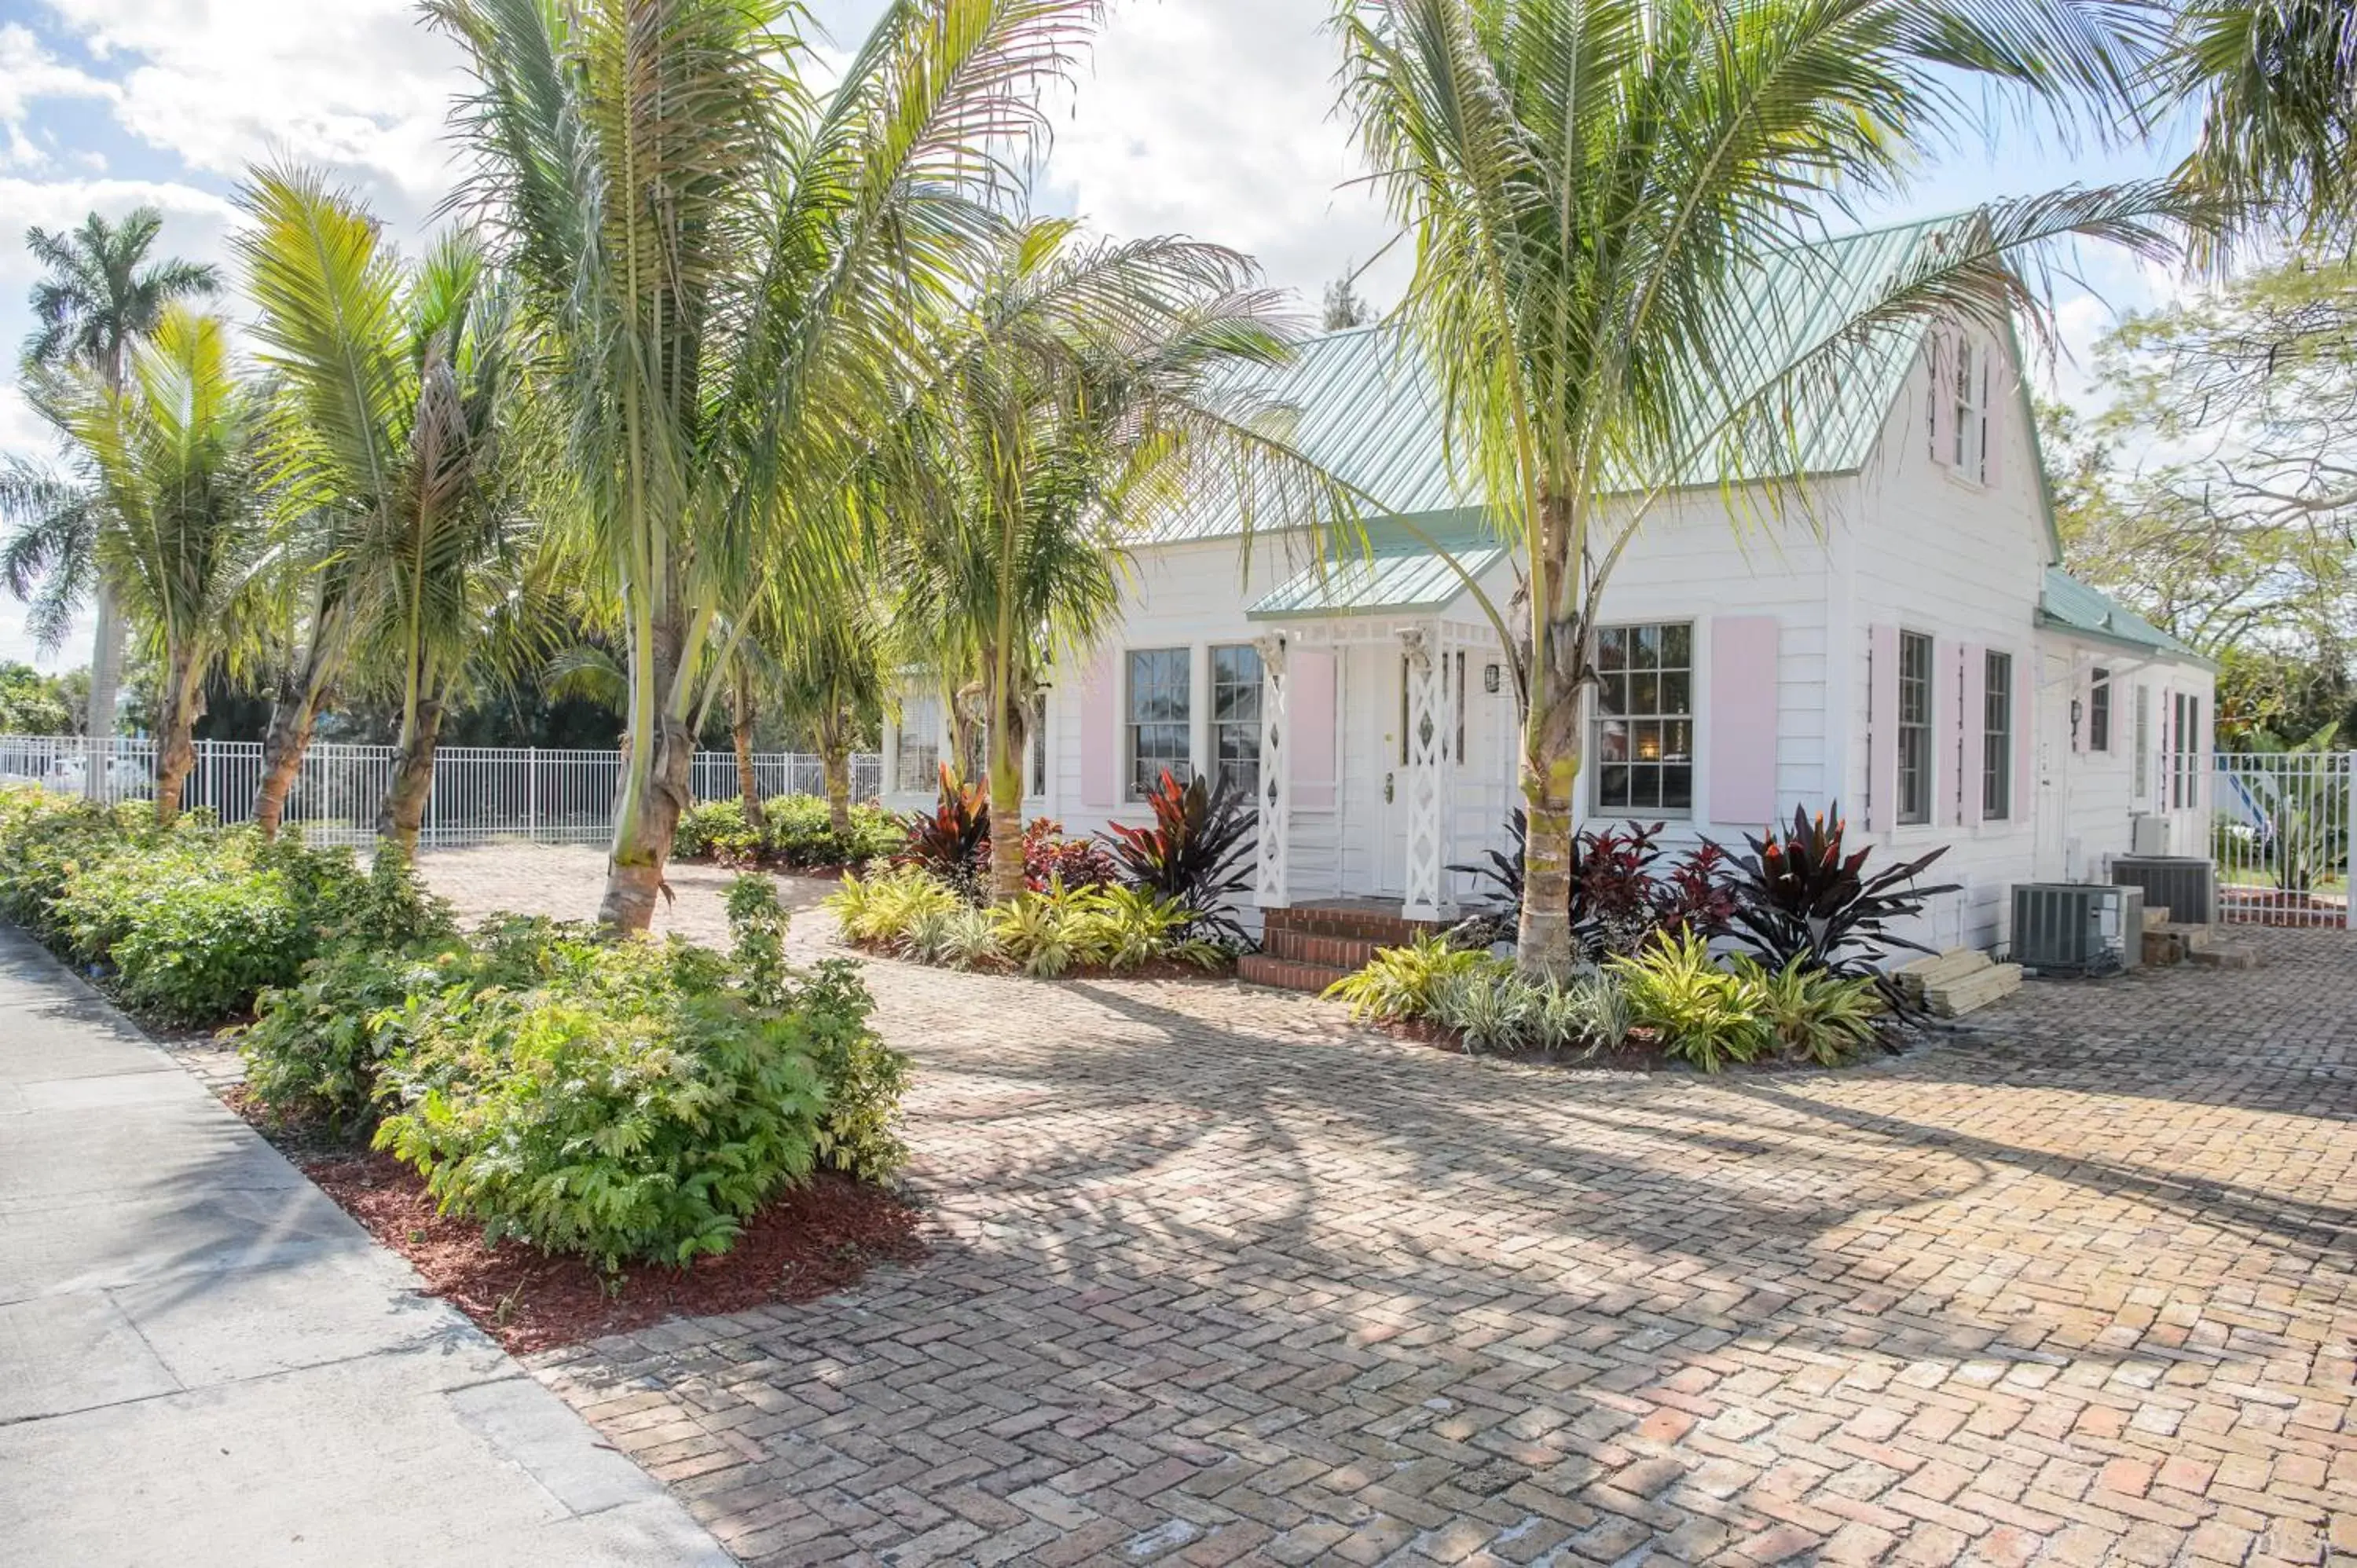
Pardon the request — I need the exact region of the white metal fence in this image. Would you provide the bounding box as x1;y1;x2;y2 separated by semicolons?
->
2212;751;2355;929
0;735;883;848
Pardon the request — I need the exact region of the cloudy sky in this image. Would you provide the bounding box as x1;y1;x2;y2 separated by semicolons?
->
0;0;2190;670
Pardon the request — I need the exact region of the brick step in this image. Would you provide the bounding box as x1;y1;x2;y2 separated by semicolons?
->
1262;904;1445;945
1237;953;1354;994
1264;926;1390;970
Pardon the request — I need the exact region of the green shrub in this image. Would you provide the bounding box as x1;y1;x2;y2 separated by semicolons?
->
1531;968;1631;1055
1322;933;1494;1023
1430;965;1537;1053
674;799;764;862
0;791;156;941
827;863;963;946
236;940;465;1127
1727;955;1884;1066
52;828;383;1026
373;960;830;1269
761;794;898;868
1609;929;1773;1072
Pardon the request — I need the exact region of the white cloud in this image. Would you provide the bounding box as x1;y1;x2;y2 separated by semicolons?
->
39;0;465;218
1042;0;1404;315
0;22;122;170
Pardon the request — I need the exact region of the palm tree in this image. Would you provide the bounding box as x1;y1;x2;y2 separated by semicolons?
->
882;218;1331;903
19;208;222;786
233;165;524;844
770;594;888;836
1334;0;2192;978
43;310;271;820
2169;0;2357;255
431;0;1109;933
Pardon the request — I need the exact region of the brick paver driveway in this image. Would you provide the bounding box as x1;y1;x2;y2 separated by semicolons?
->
424;852;2355;1566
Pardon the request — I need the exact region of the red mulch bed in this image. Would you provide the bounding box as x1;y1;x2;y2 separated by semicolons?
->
229;1094;926;1354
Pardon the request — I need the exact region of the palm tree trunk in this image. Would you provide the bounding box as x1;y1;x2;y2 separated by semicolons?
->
986;664;1027;904
1516;493;1582;981
376;694;446;852
153;647;203;826
599;615;694;934
82;582;126;802
820;737;853;836
254;685;321;840
731;664;765;831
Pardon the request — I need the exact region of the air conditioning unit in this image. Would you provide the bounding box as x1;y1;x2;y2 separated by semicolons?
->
2113;855;2216;925
2131;815;2172;856
2012;883;2128;975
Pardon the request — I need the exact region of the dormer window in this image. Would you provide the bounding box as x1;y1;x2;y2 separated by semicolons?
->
1927;333;1995;485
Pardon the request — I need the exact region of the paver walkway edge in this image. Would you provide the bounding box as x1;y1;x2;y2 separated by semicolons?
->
0;921;739;1568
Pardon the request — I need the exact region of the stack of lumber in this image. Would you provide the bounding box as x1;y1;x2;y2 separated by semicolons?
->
1892;947;2024;1017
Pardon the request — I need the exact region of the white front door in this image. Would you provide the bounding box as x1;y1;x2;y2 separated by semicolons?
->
1343;643;1409;896
2034;650;2071;880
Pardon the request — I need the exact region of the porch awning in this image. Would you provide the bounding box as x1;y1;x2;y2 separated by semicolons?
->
1246;537;1508;621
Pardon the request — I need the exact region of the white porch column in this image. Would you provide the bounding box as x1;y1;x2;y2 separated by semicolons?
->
1399;625;1458;921
1253;631;1291;909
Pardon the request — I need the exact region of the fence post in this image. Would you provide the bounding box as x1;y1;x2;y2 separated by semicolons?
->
2346;751;2355;932
527;749;540;843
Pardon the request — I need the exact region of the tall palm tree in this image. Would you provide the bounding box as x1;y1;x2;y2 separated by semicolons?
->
19;208;222;784
2170;0;2357;255
883;218;1332;903
234;165;524;844
769;592;888;835
1334;0;2193;978
431;0;1109;932
43;310;271;821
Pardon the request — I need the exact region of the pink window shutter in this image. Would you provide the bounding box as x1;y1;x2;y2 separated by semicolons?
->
2013;654;2035;826
1289;649;1338;811
1078;650;1119;809
1707;616;1780;829
1959;643;1986;826
1930;639;1956;826
1867;624;1900;831
1982;353;2005;492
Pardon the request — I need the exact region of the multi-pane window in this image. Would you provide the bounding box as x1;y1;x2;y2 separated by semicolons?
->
2088;668;2111;753
2172;691;2202;808
1126;648;1191;799
1593;622;1694;814
1983;650;2013;821
1028;692;1047;797
895;694;940;793
1897;631;1934;825
1930;337;1994;482
1211;643;1263;803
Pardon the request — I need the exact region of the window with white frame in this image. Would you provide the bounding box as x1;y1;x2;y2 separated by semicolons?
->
1126;648;1191;799
2172;691;2202;808
2088;668;2111;753
1028;691;1047;797
1929;336;1994;483
1897;631;1934;825
1210;643;1263;803
1593;622;1694;814
895;694;941;793
1982;650;2013;821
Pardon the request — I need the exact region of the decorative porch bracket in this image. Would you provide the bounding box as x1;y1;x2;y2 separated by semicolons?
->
1399;625;1457;921
1253;632;1290;908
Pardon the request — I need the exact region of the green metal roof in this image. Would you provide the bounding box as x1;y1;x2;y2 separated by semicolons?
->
1146;216;1958;545
1248;524;1508;619
2037;569;2212;666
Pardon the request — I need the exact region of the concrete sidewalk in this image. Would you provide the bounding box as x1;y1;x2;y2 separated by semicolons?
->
0;925;735;1567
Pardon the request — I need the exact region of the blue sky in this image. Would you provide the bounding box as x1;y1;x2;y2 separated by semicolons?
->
0;0;2197;670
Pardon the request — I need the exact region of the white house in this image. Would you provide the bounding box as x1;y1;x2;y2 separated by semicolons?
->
880;220;2215;963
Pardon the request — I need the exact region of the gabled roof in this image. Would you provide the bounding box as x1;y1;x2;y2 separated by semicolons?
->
1246;518;1508;620
1145;215;1959;544
2037;569;2213;667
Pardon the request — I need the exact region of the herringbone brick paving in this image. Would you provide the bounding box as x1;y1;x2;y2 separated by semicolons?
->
427;855;2354;1567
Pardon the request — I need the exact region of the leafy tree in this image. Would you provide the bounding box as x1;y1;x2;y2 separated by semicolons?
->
0;661;75;735
1333;0;2187;978
2042;251;2355;716
1321;269;1376;331
879;218;1332;903
42;310;273;819
234;166;530;847
18;207;222;779
431;0;1107;932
